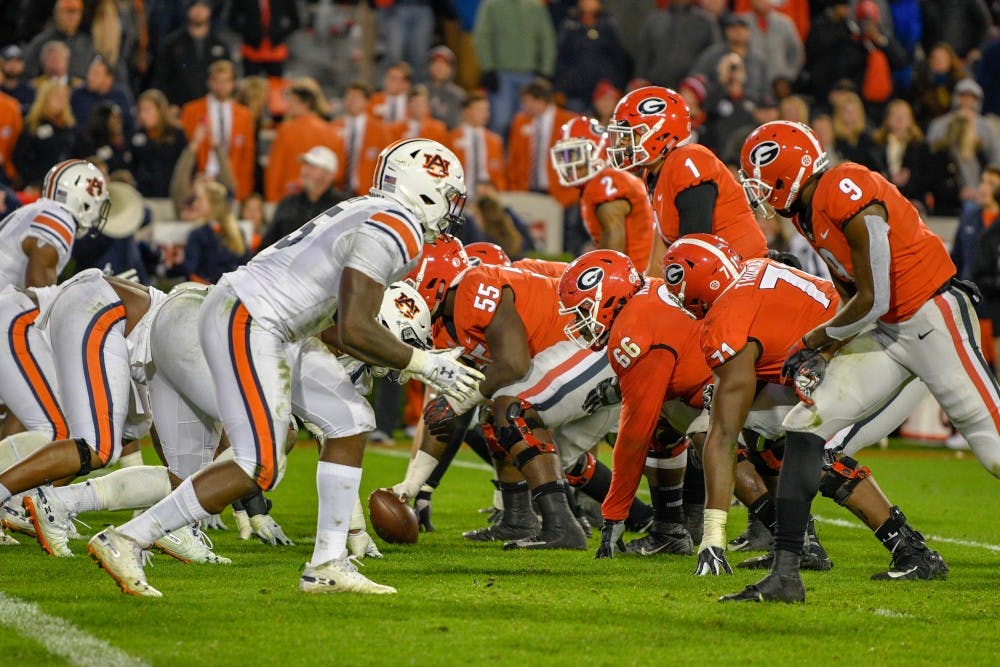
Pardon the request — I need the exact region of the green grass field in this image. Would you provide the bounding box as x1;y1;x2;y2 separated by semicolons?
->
1;440;999;667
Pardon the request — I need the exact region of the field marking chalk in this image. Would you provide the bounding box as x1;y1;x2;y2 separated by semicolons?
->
813;515;1000;552
0;592;150;667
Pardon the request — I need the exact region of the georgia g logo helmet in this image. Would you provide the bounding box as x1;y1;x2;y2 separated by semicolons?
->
636;97;667;115
576;266;605;290
747;141;781;168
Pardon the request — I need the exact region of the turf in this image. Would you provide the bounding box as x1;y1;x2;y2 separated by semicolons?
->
1;441;998;667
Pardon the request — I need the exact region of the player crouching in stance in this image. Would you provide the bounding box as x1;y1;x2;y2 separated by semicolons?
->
88;139;483;597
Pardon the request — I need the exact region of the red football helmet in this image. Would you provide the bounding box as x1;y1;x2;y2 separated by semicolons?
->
660;234;743;318
558;250;643;349
550;116;608;186
464;242;512;267
607;86;691;170
739;120;828;215
405;235;470;315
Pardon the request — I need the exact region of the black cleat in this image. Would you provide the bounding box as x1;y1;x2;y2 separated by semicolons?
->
871;546;948;580
463;520;536;542
503;490;587;551
625;521;693;556
721;550;805;603
738;518;833;571
727;515;773;552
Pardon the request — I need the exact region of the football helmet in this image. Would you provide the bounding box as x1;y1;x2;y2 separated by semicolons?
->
374;281;433;379
550;116;608;187
558;250;643;350
464;242;512;267
42;159;111;235
405;235;470;315
371;138;467;242
739;120;828;215
660;234;743;318
607;86;691;170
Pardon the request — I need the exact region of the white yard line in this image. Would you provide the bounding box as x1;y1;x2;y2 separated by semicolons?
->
0;592;150;667
367;446;494;471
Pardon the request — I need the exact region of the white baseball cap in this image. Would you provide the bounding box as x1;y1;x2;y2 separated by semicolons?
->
299;145;338;173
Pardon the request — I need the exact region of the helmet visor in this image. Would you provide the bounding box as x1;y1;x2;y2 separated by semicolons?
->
550;138;597;186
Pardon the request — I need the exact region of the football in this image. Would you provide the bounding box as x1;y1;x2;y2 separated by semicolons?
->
368;488;419;544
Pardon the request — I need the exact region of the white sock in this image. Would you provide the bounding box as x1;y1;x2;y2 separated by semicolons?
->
118;477;211;548
310;462;362;566
117;449;144;468
51;481;100;514
86;466;172;511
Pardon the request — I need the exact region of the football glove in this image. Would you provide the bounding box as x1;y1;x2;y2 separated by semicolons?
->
595;519;626;559
405;348;485;402
233;509;253;540
583;377;622;415
781;339;826;405
694;545;734;576
200;514;228;531
702;383;715;413
415;487;434;532
249;514;295;546
347;529;383;559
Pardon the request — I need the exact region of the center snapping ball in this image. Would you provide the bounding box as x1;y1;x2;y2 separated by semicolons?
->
368;488;419;544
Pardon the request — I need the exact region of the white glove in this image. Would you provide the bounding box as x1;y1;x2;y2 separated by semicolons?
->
233;509;253;540
404;348;484;402
347;530;383;559
249;514;295;546
445;388;485;416
391;450;440;501
201;513;228;531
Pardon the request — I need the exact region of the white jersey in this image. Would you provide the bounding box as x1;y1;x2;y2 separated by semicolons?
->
225;196;424;340
0;198;78;288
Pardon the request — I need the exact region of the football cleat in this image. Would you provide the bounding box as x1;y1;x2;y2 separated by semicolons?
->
625;521;694;556
2;498;37;537
694;546;734;575
299;556;397;595
87;528;161;597
871;546;948;581
347;529;383;559
155;525;232;564
463;522;537;542
721;551;805;603
23;487;74;557
727;515;773;552
738;518;833;571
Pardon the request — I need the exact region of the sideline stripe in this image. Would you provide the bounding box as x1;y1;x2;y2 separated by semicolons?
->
0;592;150;667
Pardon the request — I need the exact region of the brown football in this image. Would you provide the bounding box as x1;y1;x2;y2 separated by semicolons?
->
368;488;419;544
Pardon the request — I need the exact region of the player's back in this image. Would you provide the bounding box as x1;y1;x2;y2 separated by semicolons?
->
227;196;423;340
805;162;955;323
654;144;767;260
581;167;654;271
512;257;567;279
704;258;839;383
0;199;77;288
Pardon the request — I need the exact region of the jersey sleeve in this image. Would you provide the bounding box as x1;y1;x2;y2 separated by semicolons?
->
816;164;883;230
700;303;753;370
26;209;76;257
343;223;413;286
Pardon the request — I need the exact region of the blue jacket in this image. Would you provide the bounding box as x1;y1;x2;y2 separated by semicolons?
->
181;224;250;284
951;203;987;282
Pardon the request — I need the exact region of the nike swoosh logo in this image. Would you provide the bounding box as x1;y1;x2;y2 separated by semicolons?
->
820;230;830;239
918;330;933;340
887;566;919;579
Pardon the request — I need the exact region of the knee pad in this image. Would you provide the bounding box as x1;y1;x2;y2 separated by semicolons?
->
649;418;688;458
497;399;556;468
74;438;94;476
564;451;597;487
819;453;871;505
478;404;506;461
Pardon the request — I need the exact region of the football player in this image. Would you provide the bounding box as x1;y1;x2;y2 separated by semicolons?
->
720;120;1000;602
607;86;767;274
660;235;947;600
87;138;483;597
550;117;654;271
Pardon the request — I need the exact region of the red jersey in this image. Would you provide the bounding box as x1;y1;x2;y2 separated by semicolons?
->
602;278;713;521
701;258;840;383
651;144;767;260
580;167;654;271
793;162;955;323
512;258;568;279
432;265;570;367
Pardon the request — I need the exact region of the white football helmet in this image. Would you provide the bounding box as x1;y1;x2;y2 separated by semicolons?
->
371;138;467;242
373;280;433;379
42;159;111;235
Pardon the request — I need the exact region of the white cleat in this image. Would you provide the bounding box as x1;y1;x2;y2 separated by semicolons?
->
154;525;232;564
299;555;397;595
1;499;36;538
23;488;74;557
346;530;383;559
87;528;162;597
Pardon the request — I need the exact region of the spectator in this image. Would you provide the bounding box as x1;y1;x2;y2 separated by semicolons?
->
969;166;1000;366
425;46;464;130
732;0;810;42
13;80;79;190
369;61;412;124
22;0;96;82
635;0;720;91
30;41;82;90
239;192;267;253
779;94;810;124
810;114;843;167
678;75;708;143
181;180;250;284
228;0;299;77
388;85;449;145
590;79;620;126
331;82;391;196
473;0;557;137
741;0;803;89
803;1;867;111
377;1;435;79
180;60;256;201
872;99;940;211
90;0;139;87
927;78;1000;206
953;164;1000;281
260;146;348;251
130;88;188;198
155;0;230;107
911;43;968;128
700;53;757;163
553;0;630;113
831;91;885;172
920;0;991;61
976;33;1000;118
854;0;909;118
0;180;21;216
691;13;770;105
70;55;136;139
449;91;507;194
78;101;133;174
169;121;235;218
0;70;22;186
1;46;35;113
264;82;340;202
235;75;271;195
460;181;536;255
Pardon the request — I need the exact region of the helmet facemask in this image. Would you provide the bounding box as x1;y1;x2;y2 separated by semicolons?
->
551;137;604;186
607;121;651;170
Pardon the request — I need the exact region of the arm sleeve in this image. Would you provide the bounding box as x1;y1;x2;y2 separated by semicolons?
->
675;181;719;237
343;225;407;286
826;215;892;340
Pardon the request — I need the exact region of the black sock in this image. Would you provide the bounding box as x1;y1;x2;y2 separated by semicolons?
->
874;508;906;554
651;484;684;524
748;495;777;534
682;459;705;506
575;459;612;502
774;432;826;554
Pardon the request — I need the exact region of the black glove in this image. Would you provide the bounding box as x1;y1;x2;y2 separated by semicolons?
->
583;377;622;415
952;278;983;305
594;519;625;559
702;383;715;414
480;70;499;92
414;488;434;532
781;339;821;381
791;353;826;405
423;395;458;439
